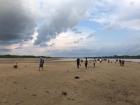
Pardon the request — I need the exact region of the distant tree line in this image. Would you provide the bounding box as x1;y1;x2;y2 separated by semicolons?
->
0;55;49;58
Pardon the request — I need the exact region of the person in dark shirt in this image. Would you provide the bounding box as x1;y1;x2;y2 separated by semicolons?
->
39;57;44;71
85;57;88;69
93;60;96;67
76;58;80;69
119;59;122;66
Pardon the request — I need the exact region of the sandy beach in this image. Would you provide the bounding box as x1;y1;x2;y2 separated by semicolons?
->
0;59;140;105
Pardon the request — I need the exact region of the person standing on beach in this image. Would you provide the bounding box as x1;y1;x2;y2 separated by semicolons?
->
93;60;96;67
39;57;44;71
76;58;80;69
99;59;102;63
121;60;125;66
119;59;122;66
108;59;110;63
85;57;88;69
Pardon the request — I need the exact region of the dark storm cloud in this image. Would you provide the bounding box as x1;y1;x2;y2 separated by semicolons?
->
0;48;11;53
0;0;36;45
0;0;92;47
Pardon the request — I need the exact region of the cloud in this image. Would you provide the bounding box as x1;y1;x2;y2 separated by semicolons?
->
47;30;95;51
1;0;140;56
47;43;140;57
34;0;92;45
0;0;37;45
0;0;93;55
89;0;140;30
0;48;11;53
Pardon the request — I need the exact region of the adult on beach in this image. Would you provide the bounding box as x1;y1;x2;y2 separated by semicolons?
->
76;58;80;69
85;57;88;69
121;60;125;66
119;59;122;66
93;60;96;67
39;57;44;71
99;59;102;63
119;59;125;67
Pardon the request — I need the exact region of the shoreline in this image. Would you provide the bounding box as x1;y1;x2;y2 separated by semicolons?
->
0;58;140;63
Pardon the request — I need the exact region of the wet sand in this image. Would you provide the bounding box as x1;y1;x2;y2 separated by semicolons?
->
0;59;140;105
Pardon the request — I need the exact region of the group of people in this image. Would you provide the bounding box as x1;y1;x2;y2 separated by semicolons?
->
76;58;96;69
38;57;125;71
119;59;125;66
76;58;125;69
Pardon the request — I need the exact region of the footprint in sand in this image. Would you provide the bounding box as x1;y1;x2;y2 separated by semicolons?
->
32;94;37;97
45;90;50;93
67;97;75;101
13;81;18;84
111;79;115;82
24;87;27;90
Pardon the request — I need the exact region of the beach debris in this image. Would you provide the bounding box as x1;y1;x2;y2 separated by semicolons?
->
62;91;67;96
24;87;27;90
15;102;21;105
111;79;115;82
13;81;18;84
67;97;75;101
13;62;18;69
32;94;37;97
45;90;50;93
74;76;80;79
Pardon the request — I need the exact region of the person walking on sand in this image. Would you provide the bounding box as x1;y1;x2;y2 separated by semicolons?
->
85;57;88;69
76;58;80;69
93;60;96;67
39;57;44;71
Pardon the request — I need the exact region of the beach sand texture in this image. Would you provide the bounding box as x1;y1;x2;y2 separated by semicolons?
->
0;59;140;105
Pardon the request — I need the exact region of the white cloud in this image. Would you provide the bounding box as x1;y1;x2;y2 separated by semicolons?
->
90;0;140;30
47;30;96;51
10;29;96;56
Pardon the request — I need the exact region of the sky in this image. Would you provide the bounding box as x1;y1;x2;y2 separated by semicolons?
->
0;0;140;57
